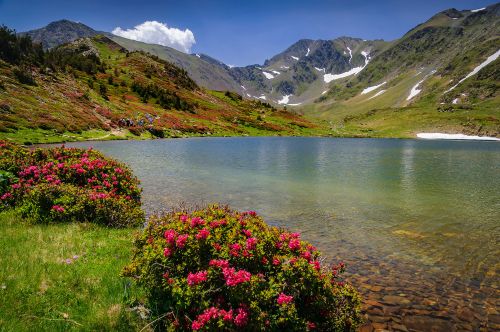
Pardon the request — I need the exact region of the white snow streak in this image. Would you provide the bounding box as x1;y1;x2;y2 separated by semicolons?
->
323;50;370;83
271;70;281;75
407;70;436;101
368;90;386;100
407;80;425;100
314;67;325;72
417;133;500;141
322;90;328;95
445;49;500;92
262;71;275;79
452;98;459;104
347;47;353;63
291;56;299;61
195;54;201;58
257;95;267;100
471;7;486;12
241;85;246;90
306;48;310;56
277;95;293;105
361;81;386;95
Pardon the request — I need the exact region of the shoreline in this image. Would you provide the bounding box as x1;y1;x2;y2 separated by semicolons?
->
10;131;500;147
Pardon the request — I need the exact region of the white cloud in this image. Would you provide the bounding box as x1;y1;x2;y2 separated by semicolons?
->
112;21;195;53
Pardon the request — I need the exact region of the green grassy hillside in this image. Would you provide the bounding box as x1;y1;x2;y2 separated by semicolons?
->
0;29;328;144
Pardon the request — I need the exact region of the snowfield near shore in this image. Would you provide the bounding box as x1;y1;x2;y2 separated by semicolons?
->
417;133;500;141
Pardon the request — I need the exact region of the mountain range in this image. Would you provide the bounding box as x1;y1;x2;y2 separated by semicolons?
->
5;2;500;139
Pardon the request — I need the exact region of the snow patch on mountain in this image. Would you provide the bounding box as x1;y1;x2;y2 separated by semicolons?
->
280;66;289;69
322;90;328;95
241;85;246;90
306;48;310;56
195;54;200;58
407;80;424;100
407;70;435;100
361;81;386;95
417;133;500;141
278;95;293;105
323;50;370;83
262;71;275;79
347;47;353;63
257;95;267;100
445;49;500;93
315;67;325;72
471;7;486;12
368;90;386;100
271;70;281;75
291;56;299;61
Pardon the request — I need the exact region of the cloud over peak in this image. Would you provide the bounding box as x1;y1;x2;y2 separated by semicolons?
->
112;21;195;53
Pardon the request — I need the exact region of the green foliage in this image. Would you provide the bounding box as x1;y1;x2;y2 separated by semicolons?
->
0;25;44;65
0;170;15;194
19;183;144;227
124;205;361;331
131;81;194;112
99;82;108;100
12;66;37;85
45;43;102;75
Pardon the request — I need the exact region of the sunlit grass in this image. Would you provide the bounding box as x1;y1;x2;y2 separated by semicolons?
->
0;211;144;331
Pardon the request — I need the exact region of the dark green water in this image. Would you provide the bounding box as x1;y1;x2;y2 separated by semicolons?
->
64;137;500;330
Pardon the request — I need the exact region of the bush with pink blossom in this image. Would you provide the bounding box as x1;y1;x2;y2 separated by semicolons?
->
124;205;361;331
0;141;144;226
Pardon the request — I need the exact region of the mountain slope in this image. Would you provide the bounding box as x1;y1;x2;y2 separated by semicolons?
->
106;35;242;92
0;30;326;144
20;19;101;49
301;3;500;137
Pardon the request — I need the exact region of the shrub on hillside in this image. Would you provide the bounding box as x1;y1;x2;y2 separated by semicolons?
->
123;205;361;331
0;141;144;226
13;66;37;85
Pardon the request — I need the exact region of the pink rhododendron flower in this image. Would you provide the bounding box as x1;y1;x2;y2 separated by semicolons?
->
246;237;257;250
164;229;177;246
301;250;312;261
1;192;13;200
234;306;249;327
277;293;294;305
196;228;210;240
242;229;252;237
209;259;230;269
176;234;189;248
222;267;251;286
187;270;208;286
163;247;173;257
311;260;321;271
190;217;205;228
51;205;65;213
307;321;317;329
288;238;301;251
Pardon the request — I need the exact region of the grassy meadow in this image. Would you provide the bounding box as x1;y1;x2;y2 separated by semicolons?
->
0;211;145;331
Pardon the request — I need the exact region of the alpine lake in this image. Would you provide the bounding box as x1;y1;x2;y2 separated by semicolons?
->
60;137;500;331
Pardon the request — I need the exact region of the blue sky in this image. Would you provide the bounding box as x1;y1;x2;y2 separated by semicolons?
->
0;0;495;66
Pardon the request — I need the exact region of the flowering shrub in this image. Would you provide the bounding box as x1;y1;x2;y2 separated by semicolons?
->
124;205;361;331
0;141;144;226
